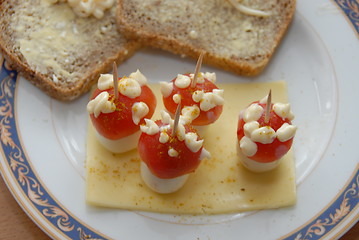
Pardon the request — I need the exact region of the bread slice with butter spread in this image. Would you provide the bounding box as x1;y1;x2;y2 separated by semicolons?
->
0;0;140;101
117;0;296;76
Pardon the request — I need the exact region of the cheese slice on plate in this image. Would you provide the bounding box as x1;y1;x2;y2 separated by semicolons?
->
85;81;296;214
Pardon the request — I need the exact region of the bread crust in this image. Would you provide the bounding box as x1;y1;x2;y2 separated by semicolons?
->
0;0;141;101
0;41;139;101
116;0;296;76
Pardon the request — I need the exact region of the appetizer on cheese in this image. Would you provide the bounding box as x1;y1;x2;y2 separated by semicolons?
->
86;81;298;213
160;53;224;132
138;110;210;194
87;69;156;153
237;91;297;172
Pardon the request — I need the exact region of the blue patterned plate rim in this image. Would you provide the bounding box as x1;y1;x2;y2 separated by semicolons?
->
1;55;358;240
0;1;358;239
0;57;109;239
332;0;359;36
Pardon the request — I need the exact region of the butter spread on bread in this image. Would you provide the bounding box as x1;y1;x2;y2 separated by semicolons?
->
0;0;140;101
117;0;296;76
49;0;115;19
226;0;271;17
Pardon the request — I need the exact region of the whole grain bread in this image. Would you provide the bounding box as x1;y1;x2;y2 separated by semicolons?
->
0;0;140;101
117;0;296;76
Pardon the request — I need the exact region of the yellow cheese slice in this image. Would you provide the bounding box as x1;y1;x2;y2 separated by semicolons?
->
86;81;296;214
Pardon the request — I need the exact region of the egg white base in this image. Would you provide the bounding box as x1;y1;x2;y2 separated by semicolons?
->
95;130;141;153
237;143;281;172
140;162;189;194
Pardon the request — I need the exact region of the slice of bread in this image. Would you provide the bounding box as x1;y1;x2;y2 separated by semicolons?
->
0;0;140;101
117;0;296;76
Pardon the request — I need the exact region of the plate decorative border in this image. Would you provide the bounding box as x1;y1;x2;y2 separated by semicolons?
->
281;166;359;240
0;57;358;239
0;2;359;236
333;0;359;35
0;57;107;240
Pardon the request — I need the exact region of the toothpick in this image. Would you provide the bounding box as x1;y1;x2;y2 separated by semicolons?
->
113;62;119;99
191;51;205;88
172;102;181;137
264;89;272;124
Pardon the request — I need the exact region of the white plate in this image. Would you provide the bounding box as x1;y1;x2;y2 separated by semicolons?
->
0;0;358;239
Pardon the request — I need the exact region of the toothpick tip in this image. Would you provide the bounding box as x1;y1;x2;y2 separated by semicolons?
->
191;51;205;88
113;62;119;99
264;89;272;124
172;102;181;137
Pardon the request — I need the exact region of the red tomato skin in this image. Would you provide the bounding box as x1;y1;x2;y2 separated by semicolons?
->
237;102;294;163
90;84;156;140
138;120;202;179
162;74;223;126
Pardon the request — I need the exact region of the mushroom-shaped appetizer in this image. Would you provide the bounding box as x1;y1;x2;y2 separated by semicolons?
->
237;91;297;172
160;53;224;133
87;68;156;153
138;109;210;194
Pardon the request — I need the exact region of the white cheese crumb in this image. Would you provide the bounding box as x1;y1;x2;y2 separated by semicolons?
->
132;102;149;125
189;72;204;83
239;136;257;157
172;93;181;104
161;110;173;125
87;91;116;118
276;123;297;142
202;72;217;83
160;81;174;97
273;103;295;121
251;126;276;144
175;74;191;88
118;77;142;99
185;132;203;153
180;105;200;124
243;103;263;122
159;131;169;143
129;69;148;86
140;119;159;135
97;74;114;90
199;148;211;160
192;90;204;103
243;121;260;137
176;122;186;141
199;89;224;111
168;148;179;157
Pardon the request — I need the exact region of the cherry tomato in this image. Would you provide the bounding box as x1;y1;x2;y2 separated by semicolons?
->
89;82;156;140
163;74;223;126
138;120;203;179
237;101;293;163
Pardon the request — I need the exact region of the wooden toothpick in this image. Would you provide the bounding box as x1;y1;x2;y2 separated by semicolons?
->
113;62;119;99
264;89;272;124
191;51;205;88
172;102;181;137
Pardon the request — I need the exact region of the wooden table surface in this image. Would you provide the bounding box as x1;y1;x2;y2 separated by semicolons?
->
0;176;357;240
